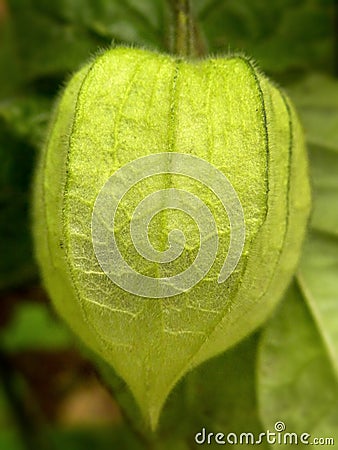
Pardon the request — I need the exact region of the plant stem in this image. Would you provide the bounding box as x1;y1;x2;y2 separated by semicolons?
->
167;0;207;58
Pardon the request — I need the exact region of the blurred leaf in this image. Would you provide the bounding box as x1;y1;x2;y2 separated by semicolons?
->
8;0;103;82
0;421;146;450
293;83;338;374
0;95;52;149
48;426;145;450
287;74;338;152
298;231;338;375
287;74;338;236
0;2;22;98
258;72;338;445
258;282;338;446
0;96;51;148
0;302;72;352
0;383;15;432
0;122;37;290
7;0;167;83
0;383;24;450
0;90;53;293
0;430;24;450
195;0;334;75
0;90;52;293
307;144;338;236
5;0;335;92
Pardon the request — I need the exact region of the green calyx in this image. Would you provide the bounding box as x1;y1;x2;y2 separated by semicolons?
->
33;46;311;429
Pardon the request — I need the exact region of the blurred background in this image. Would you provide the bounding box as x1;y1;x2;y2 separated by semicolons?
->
0;0;337;449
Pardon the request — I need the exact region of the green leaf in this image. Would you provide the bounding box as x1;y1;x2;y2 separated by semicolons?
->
258;74;338;444
6;0;334;92
287;74;338;152
0;302;72;352
48;426;146;450
0;10;22;98
0;123;37;290
196;0;334;75
169;334;269;449
298;232;338;377
0;96;52;292
0;96;51;148
289;76;338;363
308;145;338;237
0;430;23;450
287;74;338;236
8;0;103;82
7;0;167;83
258;282;338;445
